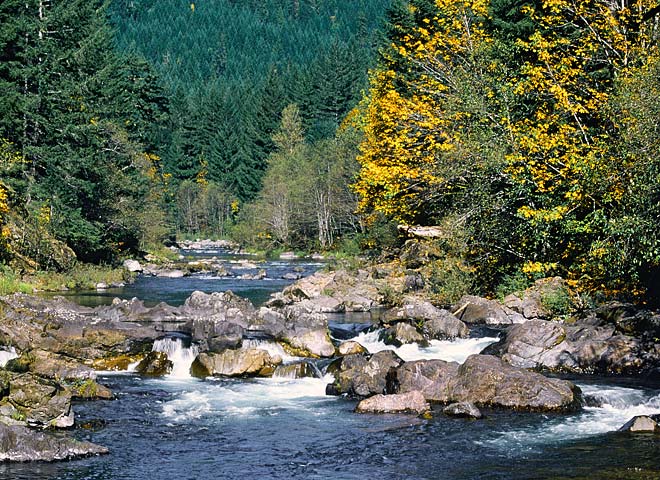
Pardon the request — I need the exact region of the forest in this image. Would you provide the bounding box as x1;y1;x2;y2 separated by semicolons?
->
1;0;660;302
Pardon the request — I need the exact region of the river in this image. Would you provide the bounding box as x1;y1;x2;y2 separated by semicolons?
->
2;249;659;479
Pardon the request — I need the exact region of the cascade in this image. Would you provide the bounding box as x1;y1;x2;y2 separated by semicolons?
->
0;347;18;367
152;337;199;379
349;329;499;363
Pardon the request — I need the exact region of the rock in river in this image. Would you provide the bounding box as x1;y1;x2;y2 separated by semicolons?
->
0;423;108;462
355;391;430;415
191;349;281;378
443;402;483;419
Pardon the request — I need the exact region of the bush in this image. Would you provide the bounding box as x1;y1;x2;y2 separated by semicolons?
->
421;257;475;306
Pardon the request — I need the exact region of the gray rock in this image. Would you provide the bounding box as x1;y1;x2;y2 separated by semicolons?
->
443;402;482;419
383;301;469;340
338;341;367;356
355;391;430;415
493;318;647;374
394;355;579;411
450;355;579;411
380;322;427;347
0;423;108;462
619;415;659;433
397;360;459;402
325;350;404;397
452;295;525;325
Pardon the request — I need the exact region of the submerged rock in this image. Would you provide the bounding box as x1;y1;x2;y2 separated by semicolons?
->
272;361;320;379
355;391;430;415
443;402;482;419
0;423;108;462
191;349;281;378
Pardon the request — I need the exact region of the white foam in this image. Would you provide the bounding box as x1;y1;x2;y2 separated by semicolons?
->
0;347;18;367
152;337;200;379
161;374;335;422
349;329;499;363
242;339;301;363
486;384;660;450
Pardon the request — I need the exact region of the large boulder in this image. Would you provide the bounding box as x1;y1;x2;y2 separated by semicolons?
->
1;373;73;428
0;423;108;462
325;351;404;397
355;391;430;415
394;355;579;411
190;349;281;378
452;295;525;325
256;301;335;357
5;350;96;381
383;301;469;340
396;359;459;402
450;355;579;411
491;318;648;374
0;294;160;362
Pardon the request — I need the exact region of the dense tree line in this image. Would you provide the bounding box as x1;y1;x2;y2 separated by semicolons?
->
0;0;169;267
355;0;660;298
110;0;390;208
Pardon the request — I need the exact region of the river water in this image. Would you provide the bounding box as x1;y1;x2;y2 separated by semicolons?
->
3;250;659;479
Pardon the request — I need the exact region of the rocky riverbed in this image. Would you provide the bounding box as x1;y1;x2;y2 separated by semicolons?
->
0;246;659;472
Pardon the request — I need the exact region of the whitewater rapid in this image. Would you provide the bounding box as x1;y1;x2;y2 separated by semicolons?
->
348;329;500;363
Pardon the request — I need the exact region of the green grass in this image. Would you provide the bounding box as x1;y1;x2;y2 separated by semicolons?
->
0;267;35;295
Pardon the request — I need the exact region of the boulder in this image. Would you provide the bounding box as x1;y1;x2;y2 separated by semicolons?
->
380;322;427;347
355;391;430;415
394;355;579;411
156;269;186;278
503;277;572;320
0;423;108;462
123;259;143;272
450;355;579;411
257;301;335;357
619;415;659;433
383;301;469;340
134;351;173;377
325;351;404;397
452;295;525;325
491;318;648;374
6;350;96;381
2;373;73;428
338;341;367;356
396;360;459;402
190;349;281;378
443;402;483;419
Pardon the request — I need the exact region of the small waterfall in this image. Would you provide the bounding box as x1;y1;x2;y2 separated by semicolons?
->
272;361;323;379
152;337;199;379
0;347;18;367
242;339;300;363
349;329;499;363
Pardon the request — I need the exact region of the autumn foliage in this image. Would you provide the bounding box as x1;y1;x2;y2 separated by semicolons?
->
355;0;660;297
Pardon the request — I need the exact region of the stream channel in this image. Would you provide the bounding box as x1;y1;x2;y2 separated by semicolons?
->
2;248;659;479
